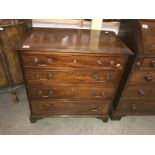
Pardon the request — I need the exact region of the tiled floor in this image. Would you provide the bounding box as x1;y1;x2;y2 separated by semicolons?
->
0;86;155;135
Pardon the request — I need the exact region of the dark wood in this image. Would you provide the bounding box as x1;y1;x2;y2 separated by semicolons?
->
129;70;155;83
117;99;155;114
24;69;121;86
16;27;132;123
135;56;155;69
21;52;126;70
16;28;132;55
110;114;122;120
28;86;114;100
111;20;155;120
0;19;31;102
122;84;155;99
109;108;123;120
30;100;110;115
110;115;122;121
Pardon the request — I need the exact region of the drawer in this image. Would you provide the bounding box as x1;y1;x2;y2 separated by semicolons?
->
25;69;120;86
30;100;110;115
123;84;155;99
20;53;125;70
135;56;155;69
28;86;114;100
129;70;155;83
117;99;155;114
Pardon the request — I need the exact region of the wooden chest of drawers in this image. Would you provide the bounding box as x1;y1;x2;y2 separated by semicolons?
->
112;20;155;119
16;28;132;123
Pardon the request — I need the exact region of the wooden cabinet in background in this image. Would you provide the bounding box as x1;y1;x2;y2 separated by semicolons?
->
111;20;155;120
16;28;132;123
0;19;31;102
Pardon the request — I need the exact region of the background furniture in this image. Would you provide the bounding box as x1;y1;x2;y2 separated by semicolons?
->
0;19;31;102
111;20;155;120
16;28;132;123
32;19;120;34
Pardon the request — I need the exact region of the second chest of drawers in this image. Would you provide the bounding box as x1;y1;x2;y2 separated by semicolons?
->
112;20;155;119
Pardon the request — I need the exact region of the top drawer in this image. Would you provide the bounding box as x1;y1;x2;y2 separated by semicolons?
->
135;56;155;69
20;53;126;70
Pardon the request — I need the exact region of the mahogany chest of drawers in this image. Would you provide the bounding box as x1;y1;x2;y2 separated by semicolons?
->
16;28;132;123
112;20;155;119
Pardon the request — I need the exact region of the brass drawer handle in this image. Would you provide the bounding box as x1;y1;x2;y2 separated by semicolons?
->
136;56;143;67
97;60;103;65
38;90;53;98
93;74;111;81
93;74;98;80
36;74;40;78
151;61;155;67
144;75;152;81
47;58;52;64
130;104;137;110
36;74;47;80
136;62;141;67
110;60;115;66
110;61;121;68
38;64;47;67
33;57;52;66
36;73;52;80
116;63;121;68
33;57;39;64
91;106;101;112
138;89;145;96
48;73;53;79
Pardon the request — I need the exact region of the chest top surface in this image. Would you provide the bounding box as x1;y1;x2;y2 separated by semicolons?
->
16;28;132;55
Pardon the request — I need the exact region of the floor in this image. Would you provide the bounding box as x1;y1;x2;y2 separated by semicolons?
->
0;86;155;135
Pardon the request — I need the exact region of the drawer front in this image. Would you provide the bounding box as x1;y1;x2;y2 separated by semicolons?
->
135;56;155;69
28;86;114;100
21;53;125;70
129;70;155;83
25;69;120;86
117;99;155;114
30;100;110;115
123;84;155;99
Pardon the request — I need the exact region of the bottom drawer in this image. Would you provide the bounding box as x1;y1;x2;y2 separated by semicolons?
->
30;100;110;115
117;99;155;114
